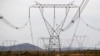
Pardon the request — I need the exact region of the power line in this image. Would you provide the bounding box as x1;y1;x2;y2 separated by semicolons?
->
62;0;89;31
67;5;82;49
0;15;28;29
81;19;100;31
0;13;34;49
68;16;81;50
0;13;28;29
2;18;28;29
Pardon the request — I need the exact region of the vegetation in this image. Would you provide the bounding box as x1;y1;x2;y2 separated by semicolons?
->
0;50;100;56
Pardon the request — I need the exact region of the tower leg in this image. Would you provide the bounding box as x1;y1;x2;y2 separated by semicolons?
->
48;35;61;56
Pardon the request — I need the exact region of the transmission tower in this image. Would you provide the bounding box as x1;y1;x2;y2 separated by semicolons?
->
29;2;79;54
40;37;50;50
95;42;100;50
29;0;89;55
75;35;86;50
2;40;17;51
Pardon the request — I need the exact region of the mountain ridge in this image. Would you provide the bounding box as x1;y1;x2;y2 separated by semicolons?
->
0;43;43;51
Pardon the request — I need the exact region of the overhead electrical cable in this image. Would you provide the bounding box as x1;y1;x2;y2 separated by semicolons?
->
2;18;28;29
68;4;81;49
68;17;80;50
81;19;100;31
62;0;89;31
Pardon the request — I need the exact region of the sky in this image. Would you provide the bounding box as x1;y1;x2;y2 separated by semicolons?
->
0;0;100;49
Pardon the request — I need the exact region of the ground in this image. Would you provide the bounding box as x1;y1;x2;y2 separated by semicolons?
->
0;50;100;56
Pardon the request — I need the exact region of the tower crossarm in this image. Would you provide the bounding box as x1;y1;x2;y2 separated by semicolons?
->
30;4;79;8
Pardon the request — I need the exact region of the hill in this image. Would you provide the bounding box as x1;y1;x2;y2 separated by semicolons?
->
0;43;43;51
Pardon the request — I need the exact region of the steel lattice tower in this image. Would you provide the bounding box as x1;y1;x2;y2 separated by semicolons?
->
29;0;88;55
29;3;79;55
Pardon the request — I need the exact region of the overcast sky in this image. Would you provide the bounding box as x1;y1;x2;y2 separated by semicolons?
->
0;0;100;49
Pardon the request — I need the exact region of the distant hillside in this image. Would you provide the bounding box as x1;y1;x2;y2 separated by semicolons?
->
0;43;43;51
0;43;99;51
61;47;98;51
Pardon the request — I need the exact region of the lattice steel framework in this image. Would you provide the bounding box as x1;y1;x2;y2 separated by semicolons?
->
29;0;89;55
29;2;79;55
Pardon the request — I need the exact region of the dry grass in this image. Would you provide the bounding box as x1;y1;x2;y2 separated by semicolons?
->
0;50;100;56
